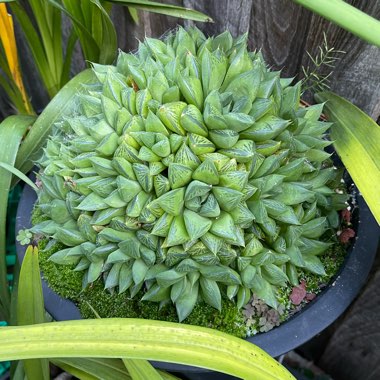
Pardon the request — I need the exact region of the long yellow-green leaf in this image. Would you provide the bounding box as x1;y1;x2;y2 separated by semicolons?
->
52;357;180;380
86;304;175;379
50;0;100;62
10;262;22;380
15;69;97;176
52;358;131;380
60;27;78;87
0;3;33;114
0;114;35;321
17;245;49;380
52;361;98;380
315;91;380;224
10;2;57;97
291;0;380;47
0;162;38;191
128;6;139;24
12;360;25;380
108;0;213;22
90;0;118;64
28;0;63;86
123;359;164;380
0;319;295;380
158;370;182;380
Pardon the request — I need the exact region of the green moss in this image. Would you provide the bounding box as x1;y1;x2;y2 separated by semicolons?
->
34;207;346;340
38;239;83;300
31;206;49;225
185;301;246;337
298;240;346;293
38;234;246;338
38;233;347;339
80;290;246;337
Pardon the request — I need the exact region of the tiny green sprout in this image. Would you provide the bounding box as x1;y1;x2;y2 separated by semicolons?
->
16;229;33;245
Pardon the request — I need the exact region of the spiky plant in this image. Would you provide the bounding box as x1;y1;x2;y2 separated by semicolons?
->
29;27;346;322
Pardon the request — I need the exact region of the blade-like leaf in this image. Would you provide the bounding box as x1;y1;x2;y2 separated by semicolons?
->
0;318;295;380
108;0;213;22
90;0;117;64
17;245;49;380
60;27;78;87
52;358;180;380
0;114;34;321
28;0;62;86
0;3;33;113
15;69;96;176
128;6;139;24
50;0;100;62
84;301;168;380
315;91;380;224
291;0;380;46
51;361;98;380
0;162;38;191
11;360;25;380
10;2;57;96
122;359;164;380
52;358;132;380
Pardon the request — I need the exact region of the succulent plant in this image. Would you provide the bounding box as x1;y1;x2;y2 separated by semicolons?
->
30;27;346;321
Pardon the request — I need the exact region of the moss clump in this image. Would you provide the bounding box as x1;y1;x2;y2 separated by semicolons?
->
38;239;83;300
80;290;246;337
244;239;347;336
298;240;346;294
31;205;49;225
35;209;346;339
37;212;246;337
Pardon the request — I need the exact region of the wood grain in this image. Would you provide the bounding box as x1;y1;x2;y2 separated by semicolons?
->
117;0;184;53
184;0;253;36
300;0;380;118
249;0;312;77
2;0;379;121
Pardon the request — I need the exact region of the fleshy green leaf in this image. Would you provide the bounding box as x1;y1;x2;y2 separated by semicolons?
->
315;91;380;224
0;318;295;379
17;246;49;380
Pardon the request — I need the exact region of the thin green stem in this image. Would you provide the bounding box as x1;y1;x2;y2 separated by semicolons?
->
291;0;380;47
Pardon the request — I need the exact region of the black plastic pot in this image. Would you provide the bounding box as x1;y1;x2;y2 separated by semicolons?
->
16;175;379;379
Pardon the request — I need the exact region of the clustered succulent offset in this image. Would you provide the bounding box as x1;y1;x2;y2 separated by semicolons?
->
30;27;346;321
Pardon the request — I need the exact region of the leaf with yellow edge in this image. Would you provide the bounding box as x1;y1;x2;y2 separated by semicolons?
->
0;318;295;380
315;91;380;224
17;246;49;380
0;3;33;113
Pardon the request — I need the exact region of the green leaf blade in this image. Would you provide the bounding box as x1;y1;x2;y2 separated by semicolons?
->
315;91;380;224
292;0;380;46
0;318;295;380
107;0;213;22
17;245;49;380
122;358;164;380
0;115;35;320
52;357;132;380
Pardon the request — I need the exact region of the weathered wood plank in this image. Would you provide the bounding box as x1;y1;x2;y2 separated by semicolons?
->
184;0;253;37
2;0;379;122
318;269;380;380
300;0;380;119
116;1;184;53
248;0;312;77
